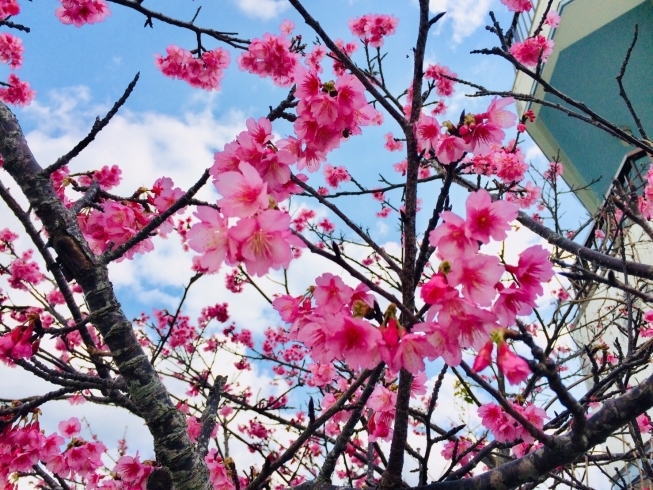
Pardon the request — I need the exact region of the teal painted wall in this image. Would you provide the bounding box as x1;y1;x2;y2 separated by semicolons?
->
539;1;653;203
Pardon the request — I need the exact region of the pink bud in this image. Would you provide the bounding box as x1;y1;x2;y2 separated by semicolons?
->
472;341;494;373
496;342;530;385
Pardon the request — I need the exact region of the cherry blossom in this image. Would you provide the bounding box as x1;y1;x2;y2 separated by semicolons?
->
214;162;270;218
510;35;555;67
156;45;230;90
500;0;533;12
0;73;35;106
348;13;398;48
496;342;531;384
237;33;299;87
55;0;110;27
464;189;518;244
0;33;23;69
0;0;19;19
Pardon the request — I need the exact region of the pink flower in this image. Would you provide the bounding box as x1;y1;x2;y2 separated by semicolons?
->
424;63;457;97
115;454;153;488
0;0;20;19
323;164;351;189
500;0;533;12
187;207;232;273
492;282;536;326
280;19;295;36
485;97;517;129
420;274;457;306
505;245;554;297
150;176;184;213
0;73;35;106
0;33;23;69
417;322;462;366
0;323;38;365
429;211;478;260
637;414;652;433
55;0;110;27
229;209;303;277
214;161;269;218
436;135;466;165
415;115;440;151
510;35;555;67
237;33;299;87
447;254;504;307
156;46;230;90
330;316;381;370
496;342;530;384
58;417;81;438
545;11;561;28
349;14;398;48
384;132;404;152
367;385;397;413
313;273;354;314
465;189;518;244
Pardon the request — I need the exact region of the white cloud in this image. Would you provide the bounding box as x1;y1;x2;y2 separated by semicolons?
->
233;0;289;20
429;0;493;43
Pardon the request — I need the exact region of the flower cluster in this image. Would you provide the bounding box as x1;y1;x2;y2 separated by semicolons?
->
0;33;23;69
0;322;38;365
510;35;555;67
415;97;517;165
0;73;35;106
466;143;529;183
366;385;396;442
0;0;19;19
55;0;110;27
348;14;398;48
188;117;304;276
291;65;381;172
79;201;153;258
424;63;457;97
237;31;299;87
156;46;230;91
478;402;547;445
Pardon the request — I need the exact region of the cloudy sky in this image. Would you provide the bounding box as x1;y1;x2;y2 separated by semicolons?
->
0;0;578;484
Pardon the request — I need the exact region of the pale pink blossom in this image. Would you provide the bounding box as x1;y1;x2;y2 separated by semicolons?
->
229;209;303;277
436;135;467;165
384;132;404;152
187;207;232;273
280;19;295;36
447;254;504;307
545;10;561;28
214;162;269;218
